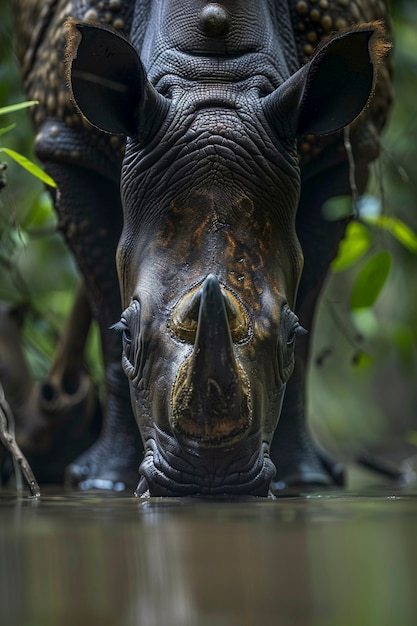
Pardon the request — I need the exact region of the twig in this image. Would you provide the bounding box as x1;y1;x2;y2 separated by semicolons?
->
0;382;40;498
344;125;359;216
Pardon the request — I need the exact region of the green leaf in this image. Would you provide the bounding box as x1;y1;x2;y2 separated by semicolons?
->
331;221;371;272
0;123;16;136
364;215;417;254
322;195;353;221
0;101;39;116
350;251;392;310
352;308;380;338
0;147;56;188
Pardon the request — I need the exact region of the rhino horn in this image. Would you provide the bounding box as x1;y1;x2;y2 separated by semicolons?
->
171;275;252;448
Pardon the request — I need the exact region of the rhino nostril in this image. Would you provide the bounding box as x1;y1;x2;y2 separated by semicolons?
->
223;293;251;343
170;288;201;343
169;276;250;344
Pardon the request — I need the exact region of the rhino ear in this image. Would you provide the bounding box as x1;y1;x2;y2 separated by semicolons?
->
264;24;389;137
66;20;169;140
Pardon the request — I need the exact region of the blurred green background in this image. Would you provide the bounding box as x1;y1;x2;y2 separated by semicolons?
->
310;0;417;460
0;1;416;463
0;2;102;386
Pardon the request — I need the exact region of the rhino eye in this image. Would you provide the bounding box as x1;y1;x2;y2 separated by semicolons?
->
112;301;141;374
286;326;297;347
279;305;308;380
287;321;307;347
280;305;307;347
121;320;132;345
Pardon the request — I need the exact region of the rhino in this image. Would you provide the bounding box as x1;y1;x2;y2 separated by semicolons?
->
11;0;392;496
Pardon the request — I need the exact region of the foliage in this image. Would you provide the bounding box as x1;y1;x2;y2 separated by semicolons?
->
0;4;81;380
0;101;56;187
308;0;417;447
319;0;417;367
327;194;417;309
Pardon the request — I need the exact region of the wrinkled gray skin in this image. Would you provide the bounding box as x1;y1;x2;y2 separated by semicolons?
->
12;0;391;495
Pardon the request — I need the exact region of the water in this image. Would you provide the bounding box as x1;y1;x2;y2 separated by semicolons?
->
1;478;416;626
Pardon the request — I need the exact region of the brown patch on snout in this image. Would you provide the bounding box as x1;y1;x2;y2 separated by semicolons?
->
171;358;252;449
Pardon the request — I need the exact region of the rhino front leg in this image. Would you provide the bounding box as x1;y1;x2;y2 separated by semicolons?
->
271;360;345;492
271;265;347;492
44;161;143;491
270;163;356;492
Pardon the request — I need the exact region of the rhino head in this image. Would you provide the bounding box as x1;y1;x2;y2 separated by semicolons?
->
67;6;385;495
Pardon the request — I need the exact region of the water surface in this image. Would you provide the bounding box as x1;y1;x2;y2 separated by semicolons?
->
1;480;416;626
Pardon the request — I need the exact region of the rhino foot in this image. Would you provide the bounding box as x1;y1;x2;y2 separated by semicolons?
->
65;427;142;493
271;441;345;494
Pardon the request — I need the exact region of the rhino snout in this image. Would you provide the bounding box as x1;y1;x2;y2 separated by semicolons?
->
170;274;252;448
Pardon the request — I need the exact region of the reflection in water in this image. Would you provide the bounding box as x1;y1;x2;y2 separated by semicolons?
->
0;493;416;625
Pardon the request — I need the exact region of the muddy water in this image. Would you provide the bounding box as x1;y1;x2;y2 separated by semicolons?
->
1;481;417;626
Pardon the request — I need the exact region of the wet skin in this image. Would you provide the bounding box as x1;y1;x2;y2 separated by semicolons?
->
116;101;304;495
